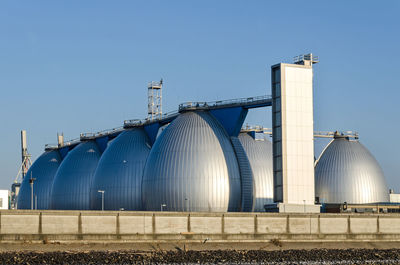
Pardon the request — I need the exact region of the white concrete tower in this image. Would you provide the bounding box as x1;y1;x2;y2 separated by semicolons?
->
270;54;320;213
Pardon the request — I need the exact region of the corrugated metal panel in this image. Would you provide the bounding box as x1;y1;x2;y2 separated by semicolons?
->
230;136;254;212
142;111;241;212
50;141;101;210
17;150;61;209
90;128;151;210
238;133;273;211
315;137;389;204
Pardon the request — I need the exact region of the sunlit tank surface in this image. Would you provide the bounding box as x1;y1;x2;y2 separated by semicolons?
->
17;150;61;209
142;111;241;212
50;141;101;210
315;135;389;204
238;133;273;211
90;128;151;210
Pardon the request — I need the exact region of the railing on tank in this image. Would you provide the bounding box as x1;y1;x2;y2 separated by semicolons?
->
123;110;179;128
80;126;124;141
240;126;359;140
45;95;272;149
313;130;359;139
178;95;271;112
241;124;272;135
45;127;124;151
44;137;81;151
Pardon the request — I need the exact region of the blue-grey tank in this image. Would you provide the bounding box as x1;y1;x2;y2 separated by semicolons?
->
50;141;102;210
90;128;151;210
17;150;62;209
315;135;389;204
142;111;241;212
238;133;273;211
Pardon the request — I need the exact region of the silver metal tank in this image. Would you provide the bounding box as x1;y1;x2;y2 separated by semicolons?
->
89;128;151;210
238;133;273;211
315;135;389;204
17;150;61;209
142;111;241;212
50;141;102;210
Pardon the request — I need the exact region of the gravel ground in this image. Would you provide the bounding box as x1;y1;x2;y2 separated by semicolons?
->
0;249;400;264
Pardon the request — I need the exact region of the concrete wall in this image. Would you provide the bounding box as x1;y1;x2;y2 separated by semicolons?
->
1;210;400;242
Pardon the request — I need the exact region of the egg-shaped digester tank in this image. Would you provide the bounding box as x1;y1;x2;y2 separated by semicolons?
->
50;141;102;210
238;133;273;211
90;128;151;210
17;150;62;209
142;111;241;212
315;135;389;204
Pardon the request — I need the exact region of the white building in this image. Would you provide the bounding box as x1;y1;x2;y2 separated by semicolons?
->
390;190;400;203
270;54;320;213
0;190;10;210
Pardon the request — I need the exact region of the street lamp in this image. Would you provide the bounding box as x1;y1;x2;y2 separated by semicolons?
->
29;172;36;210
98;190;105;211
160;204;166;211
185;198;189;212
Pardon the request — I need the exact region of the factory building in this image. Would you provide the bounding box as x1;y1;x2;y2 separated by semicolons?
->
13;54;392;212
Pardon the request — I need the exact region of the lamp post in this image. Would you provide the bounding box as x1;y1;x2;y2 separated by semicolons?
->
185;198;189;212
29;172;36;210
98;190;105;211
160;204;166;211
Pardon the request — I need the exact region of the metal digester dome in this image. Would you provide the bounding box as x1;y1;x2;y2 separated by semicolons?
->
90;128;151;210
17;150;61;209
50;141;102;210
315;135;389;204
238;133;273;211
142;111;241;212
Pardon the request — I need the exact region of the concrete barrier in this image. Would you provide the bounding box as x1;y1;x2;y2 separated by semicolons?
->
1;210;400;242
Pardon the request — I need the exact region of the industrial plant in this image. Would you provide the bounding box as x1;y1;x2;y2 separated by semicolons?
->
12;54;397;213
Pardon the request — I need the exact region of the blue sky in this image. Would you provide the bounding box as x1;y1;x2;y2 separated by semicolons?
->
0;1;399;191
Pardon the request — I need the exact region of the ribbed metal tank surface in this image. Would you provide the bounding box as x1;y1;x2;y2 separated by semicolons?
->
17;150;61;209
238;133;273;211
315;137;389;204
230;136;254;212
89;128;151;210
50;141;102;210
142;111;241;212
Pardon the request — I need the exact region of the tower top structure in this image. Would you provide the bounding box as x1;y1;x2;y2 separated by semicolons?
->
293;53;319;66
147;79;163;121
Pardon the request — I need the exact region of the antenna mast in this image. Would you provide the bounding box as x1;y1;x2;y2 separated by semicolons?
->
147;79;163;121
20;130;32;179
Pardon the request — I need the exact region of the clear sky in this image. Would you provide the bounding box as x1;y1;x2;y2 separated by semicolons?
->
0;1;399;191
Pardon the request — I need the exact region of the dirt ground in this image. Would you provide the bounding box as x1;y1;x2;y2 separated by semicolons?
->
0;241;399;252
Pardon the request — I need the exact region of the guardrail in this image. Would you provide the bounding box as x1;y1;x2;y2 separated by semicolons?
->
45;137;81;151
45;95;272;149
240;126;359;139
123;110;179;128
80;127;124;140
314;130;359;139
179;95;271;111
